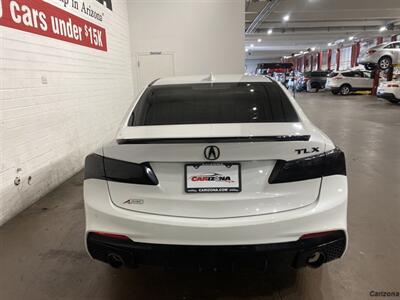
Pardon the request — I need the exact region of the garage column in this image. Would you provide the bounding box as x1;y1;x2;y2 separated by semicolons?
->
336;48;340;71
327;48;332;70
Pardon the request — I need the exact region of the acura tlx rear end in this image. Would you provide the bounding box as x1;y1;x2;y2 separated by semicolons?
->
84;74;348;270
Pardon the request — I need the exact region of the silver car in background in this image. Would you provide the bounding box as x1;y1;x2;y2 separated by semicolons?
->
358;41;400;70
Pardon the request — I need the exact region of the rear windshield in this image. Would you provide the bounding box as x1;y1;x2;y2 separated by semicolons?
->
129;82;299;126
328;72;339;78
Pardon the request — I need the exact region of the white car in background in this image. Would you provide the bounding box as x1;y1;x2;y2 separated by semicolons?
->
84;74;348;271
326;70;373;95
358;41;400;71
377;81;400;104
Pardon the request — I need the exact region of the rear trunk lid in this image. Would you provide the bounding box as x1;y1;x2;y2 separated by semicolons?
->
103;123;326;219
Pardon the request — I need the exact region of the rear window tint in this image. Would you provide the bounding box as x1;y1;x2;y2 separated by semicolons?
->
328;72;338;78
130;82;299;126
342;72;355;77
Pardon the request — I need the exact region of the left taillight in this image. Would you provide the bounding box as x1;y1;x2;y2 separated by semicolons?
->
268;148;346;184
84;153;159;185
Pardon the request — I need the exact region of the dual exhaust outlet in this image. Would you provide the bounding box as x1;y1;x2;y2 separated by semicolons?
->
105;251;327;269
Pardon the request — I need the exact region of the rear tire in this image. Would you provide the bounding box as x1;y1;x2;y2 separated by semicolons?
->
378;56;392;71
340;84;351;96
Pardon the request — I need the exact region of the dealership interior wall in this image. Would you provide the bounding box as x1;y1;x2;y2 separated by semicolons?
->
0;0;244;225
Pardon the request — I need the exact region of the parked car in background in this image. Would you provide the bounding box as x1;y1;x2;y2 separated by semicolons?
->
326;70;373;95
377;81;400;104
358;42;400;71
298;71;329;92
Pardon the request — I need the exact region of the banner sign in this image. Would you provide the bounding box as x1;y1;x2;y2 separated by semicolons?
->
0;0;107;51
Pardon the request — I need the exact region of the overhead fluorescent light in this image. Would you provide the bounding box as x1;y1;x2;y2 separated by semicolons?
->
348;36;354;41
250;44;254;48
257;38;262;43
311;47;316;51
328;42;332;46
267;29;273;35
283;14;290;22
379;26;387;32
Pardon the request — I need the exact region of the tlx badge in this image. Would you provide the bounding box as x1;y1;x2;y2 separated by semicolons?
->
295;147;320;155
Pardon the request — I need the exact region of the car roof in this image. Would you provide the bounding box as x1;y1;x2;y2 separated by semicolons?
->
152;74;273;86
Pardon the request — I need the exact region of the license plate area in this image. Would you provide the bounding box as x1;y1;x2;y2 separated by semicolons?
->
185;163;241;193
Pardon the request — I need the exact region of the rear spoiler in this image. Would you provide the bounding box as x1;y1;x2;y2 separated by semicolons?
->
117;135;310;145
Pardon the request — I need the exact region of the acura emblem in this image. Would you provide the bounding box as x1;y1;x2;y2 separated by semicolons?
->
204;146;220;160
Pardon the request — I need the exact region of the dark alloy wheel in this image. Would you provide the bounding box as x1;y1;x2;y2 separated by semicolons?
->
378;56;392;71
340;85;351;96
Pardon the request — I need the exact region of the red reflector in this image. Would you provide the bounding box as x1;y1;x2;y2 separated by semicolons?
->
388;84;399;87
93;231;130;240
300;230;338;240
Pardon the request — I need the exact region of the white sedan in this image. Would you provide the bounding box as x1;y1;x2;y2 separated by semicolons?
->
377;81;400;104
84;74;348;270
358;41;400;71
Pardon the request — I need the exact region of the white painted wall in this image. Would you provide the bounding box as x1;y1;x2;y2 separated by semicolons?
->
127;0;245;95
0;0;134;225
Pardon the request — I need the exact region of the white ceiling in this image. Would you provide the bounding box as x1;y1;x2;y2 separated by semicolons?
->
245;0;400;60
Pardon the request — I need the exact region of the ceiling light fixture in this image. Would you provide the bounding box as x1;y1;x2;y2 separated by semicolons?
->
257;38;262;43
267;29;273;35
250;44;254;48
311;47;316;51
283;14;290;22
245;48;249;52
328;42;332;46
348;36;354;41
379;26;387;32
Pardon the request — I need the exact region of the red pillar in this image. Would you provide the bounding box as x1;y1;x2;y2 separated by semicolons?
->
310;55;314;71
377;36;383;44
391;35;397;42
371;69;380;96
327;49;332;70
355;42;360;66
336;48;340;71
318;51;323;70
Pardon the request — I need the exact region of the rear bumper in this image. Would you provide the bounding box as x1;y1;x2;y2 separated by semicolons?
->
358;56;378;65
84;175;347;246
378;92;399;101
87;230;346;269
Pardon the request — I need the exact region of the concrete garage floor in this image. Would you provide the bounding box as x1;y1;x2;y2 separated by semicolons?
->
1;92;399;300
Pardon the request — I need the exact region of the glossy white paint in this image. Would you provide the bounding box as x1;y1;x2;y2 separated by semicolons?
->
358;42;400;67
326;71;374;91
84;175;347;245
84;74;347;246
377;80;400;102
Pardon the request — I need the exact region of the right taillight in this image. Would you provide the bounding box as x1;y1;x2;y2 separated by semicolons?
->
84;153;159;185
268;148;346;184
387;84;399;87
332;76;343;80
